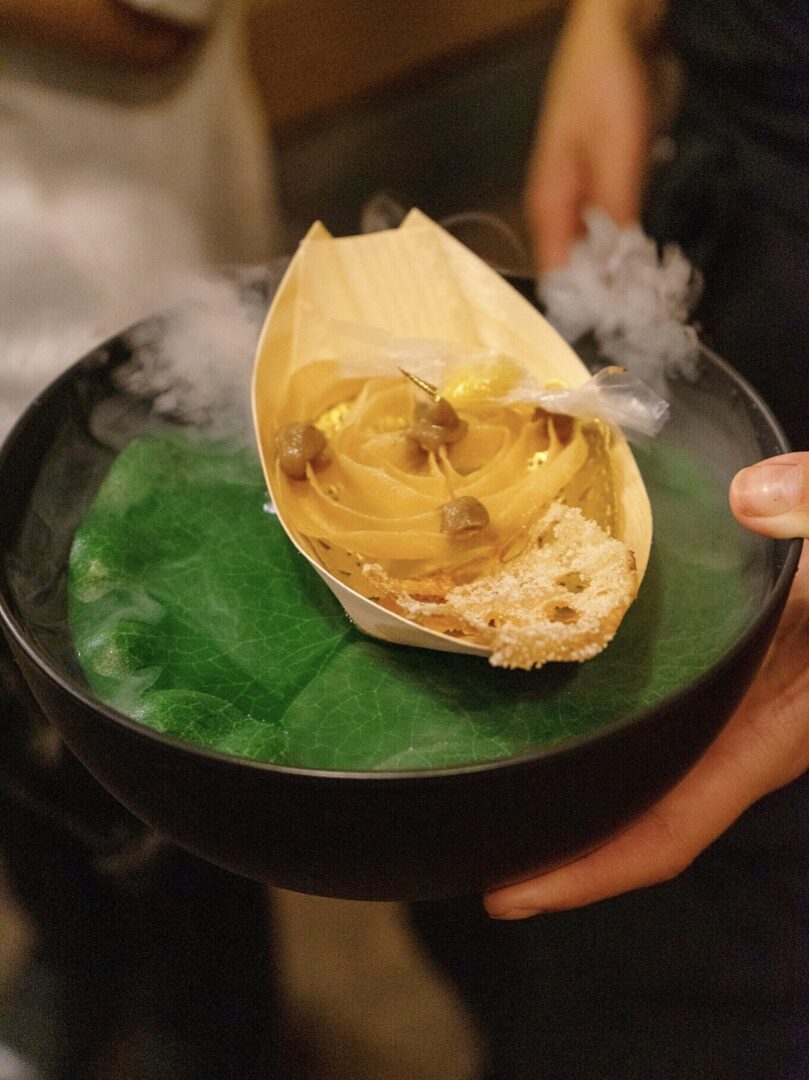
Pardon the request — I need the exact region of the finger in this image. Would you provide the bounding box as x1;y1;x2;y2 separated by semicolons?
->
485;799;740;919
729;453;809;539
587;148;643;229
524;140;584;272
484;707;778;918
586;110;648;229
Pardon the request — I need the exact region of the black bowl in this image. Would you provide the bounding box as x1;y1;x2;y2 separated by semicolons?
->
0;312;800;900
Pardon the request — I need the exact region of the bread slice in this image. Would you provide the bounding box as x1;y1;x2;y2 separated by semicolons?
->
363;503;638;670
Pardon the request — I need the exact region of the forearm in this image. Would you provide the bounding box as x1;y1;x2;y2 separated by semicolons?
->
0;0;198;68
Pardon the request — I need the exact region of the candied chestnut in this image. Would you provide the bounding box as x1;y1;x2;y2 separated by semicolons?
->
440;496;489;535
410;397;468;453
415;398;459;427
276;422;327;480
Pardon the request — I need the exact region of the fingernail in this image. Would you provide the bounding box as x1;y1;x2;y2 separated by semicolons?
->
732;463;801;517
487;906;541;921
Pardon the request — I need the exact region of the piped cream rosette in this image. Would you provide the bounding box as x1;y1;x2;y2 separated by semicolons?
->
252;212;653;669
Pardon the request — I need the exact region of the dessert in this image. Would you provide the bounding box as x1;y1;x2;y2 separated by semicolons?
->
253;212;652;668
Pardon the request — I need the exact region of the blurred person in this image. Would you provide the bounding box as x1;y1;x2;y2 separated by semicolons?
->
0;4;283;1077
0;0;281;436
412;2;809;1078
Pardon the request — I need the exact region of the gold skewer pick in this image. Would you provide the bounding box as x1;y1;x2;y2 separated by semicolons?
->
399;368;441;401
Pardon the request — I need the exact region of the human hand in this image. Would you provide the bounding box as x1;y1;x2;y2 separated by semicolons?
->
485;453;809;919
525;0;659;271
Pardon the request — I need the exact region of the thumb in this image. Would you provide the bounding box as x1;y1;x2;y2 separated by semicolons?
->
729;452;809;539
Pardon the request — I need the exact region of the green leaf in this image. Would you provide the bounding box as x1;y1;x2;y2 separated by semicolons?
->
68;432;760;771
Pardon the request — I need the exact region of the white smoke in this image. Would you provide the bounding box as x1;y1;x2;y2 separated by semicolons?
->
538;206;702;391
1;183;701;449
118;264;286;439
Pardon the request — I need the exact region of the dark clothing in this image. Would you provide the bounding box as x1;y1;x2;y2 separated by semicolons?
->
651;2;809;448
666;0;809;163
643;106;809;449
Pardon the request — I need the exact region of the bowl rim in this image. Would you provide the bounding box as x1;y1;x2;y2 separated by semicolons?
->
0;334;802;782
